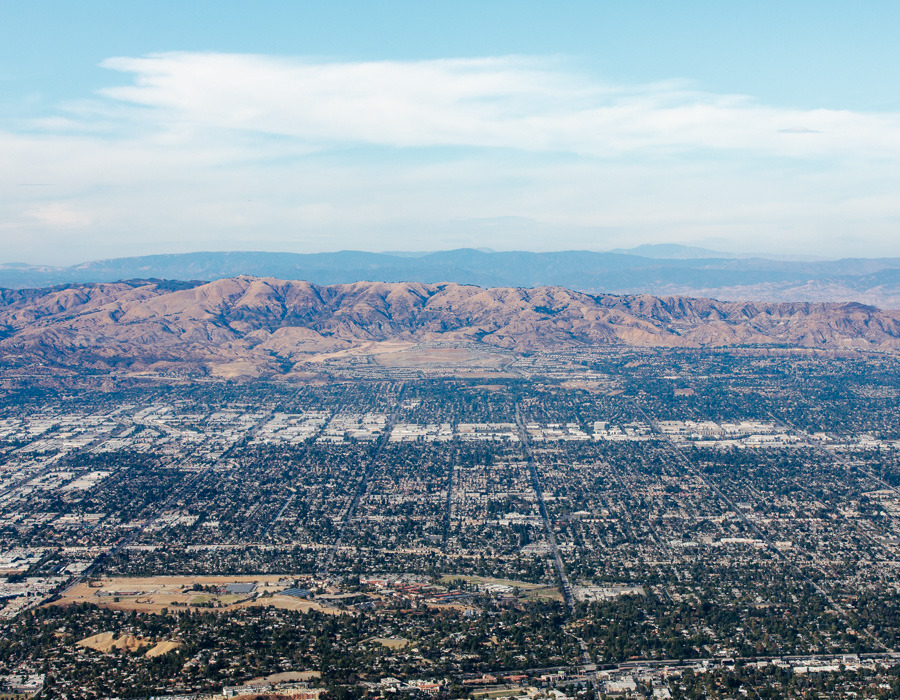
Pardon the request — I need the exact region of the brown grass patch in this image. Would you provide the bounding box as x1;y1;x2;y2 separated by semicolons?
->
78;632;149;653
52;575;324;615
235;594;343;615
145;640;181;657
369;637;409;649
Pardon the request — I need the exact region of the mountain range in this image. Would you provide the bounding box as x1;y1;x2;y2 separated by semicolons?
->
1;277;897;380
2;247;900;308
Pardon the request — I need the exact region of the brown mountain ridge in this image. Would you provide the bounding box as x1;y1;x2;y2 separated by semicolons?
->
1;277;898;378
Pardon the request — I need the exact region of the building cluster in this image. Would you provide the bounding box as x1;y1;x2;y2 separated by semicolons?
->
1;350;899;697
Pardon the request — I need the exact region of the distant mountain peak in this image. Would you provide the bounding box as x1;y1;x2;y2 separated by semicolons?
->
609;243;737;259
1;249;898;308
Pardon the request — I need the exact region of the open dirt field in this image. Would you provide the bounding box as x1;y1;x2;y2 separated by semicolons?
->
51;576;343;615
374;346;509;367
369;637;409;649
235;594;343;615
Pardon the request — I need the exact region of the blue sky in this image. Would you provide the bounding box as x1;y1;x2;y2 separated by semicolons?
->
2;1;900;263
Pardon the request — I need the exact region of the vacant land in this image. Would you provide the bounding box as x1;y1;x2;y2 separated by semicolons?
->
51;575;341;615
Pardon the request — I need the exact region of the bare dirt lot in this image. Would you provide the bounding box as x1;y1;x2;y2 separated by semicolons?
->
51;576;343;615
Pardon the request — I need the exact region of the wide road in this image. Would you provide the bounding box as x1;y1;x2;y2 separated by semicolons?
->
318;385;406;575
515;405;597;688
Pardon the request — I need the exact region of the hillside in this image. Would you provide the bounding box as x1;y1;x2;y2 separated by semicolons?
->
1;277;898;379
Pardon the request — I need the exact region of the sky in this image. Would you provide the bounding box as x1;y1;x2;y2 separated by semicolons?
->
2;1;900;264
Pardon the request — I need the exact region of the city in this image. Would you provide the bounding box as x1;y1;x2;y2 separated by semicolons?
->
1;348;899;698
5;2;900;698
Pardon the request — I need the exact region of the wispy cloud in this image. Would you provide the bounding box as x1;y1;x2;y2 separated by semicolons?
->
3;52;900;263
777;127;825;134
89;53;900;159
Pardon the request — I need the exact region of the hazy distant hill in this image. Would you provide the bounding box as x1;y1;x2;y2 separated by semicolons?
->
1;277;897;379
2;248;900;308
609;243;739;259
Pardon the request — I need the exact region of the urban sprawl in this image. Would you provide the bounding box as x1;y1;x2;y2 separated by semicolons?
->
1;348;900;699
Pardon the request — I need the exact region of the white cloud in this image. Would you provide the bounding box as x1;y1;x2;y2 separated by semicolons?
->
26;202;94;228
2;52;900;262
88;52;900;159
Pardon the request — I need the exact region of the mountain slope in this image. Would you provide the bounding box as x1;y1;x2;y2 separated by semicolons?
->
1;278;898;379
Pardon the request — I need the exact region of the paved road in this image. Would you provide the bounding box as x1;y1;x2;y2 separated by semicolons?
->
260;410;337;539
515;404;576;614
319;386;406;575
515;404;597;691
632;399;895;655
59;408;276;594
